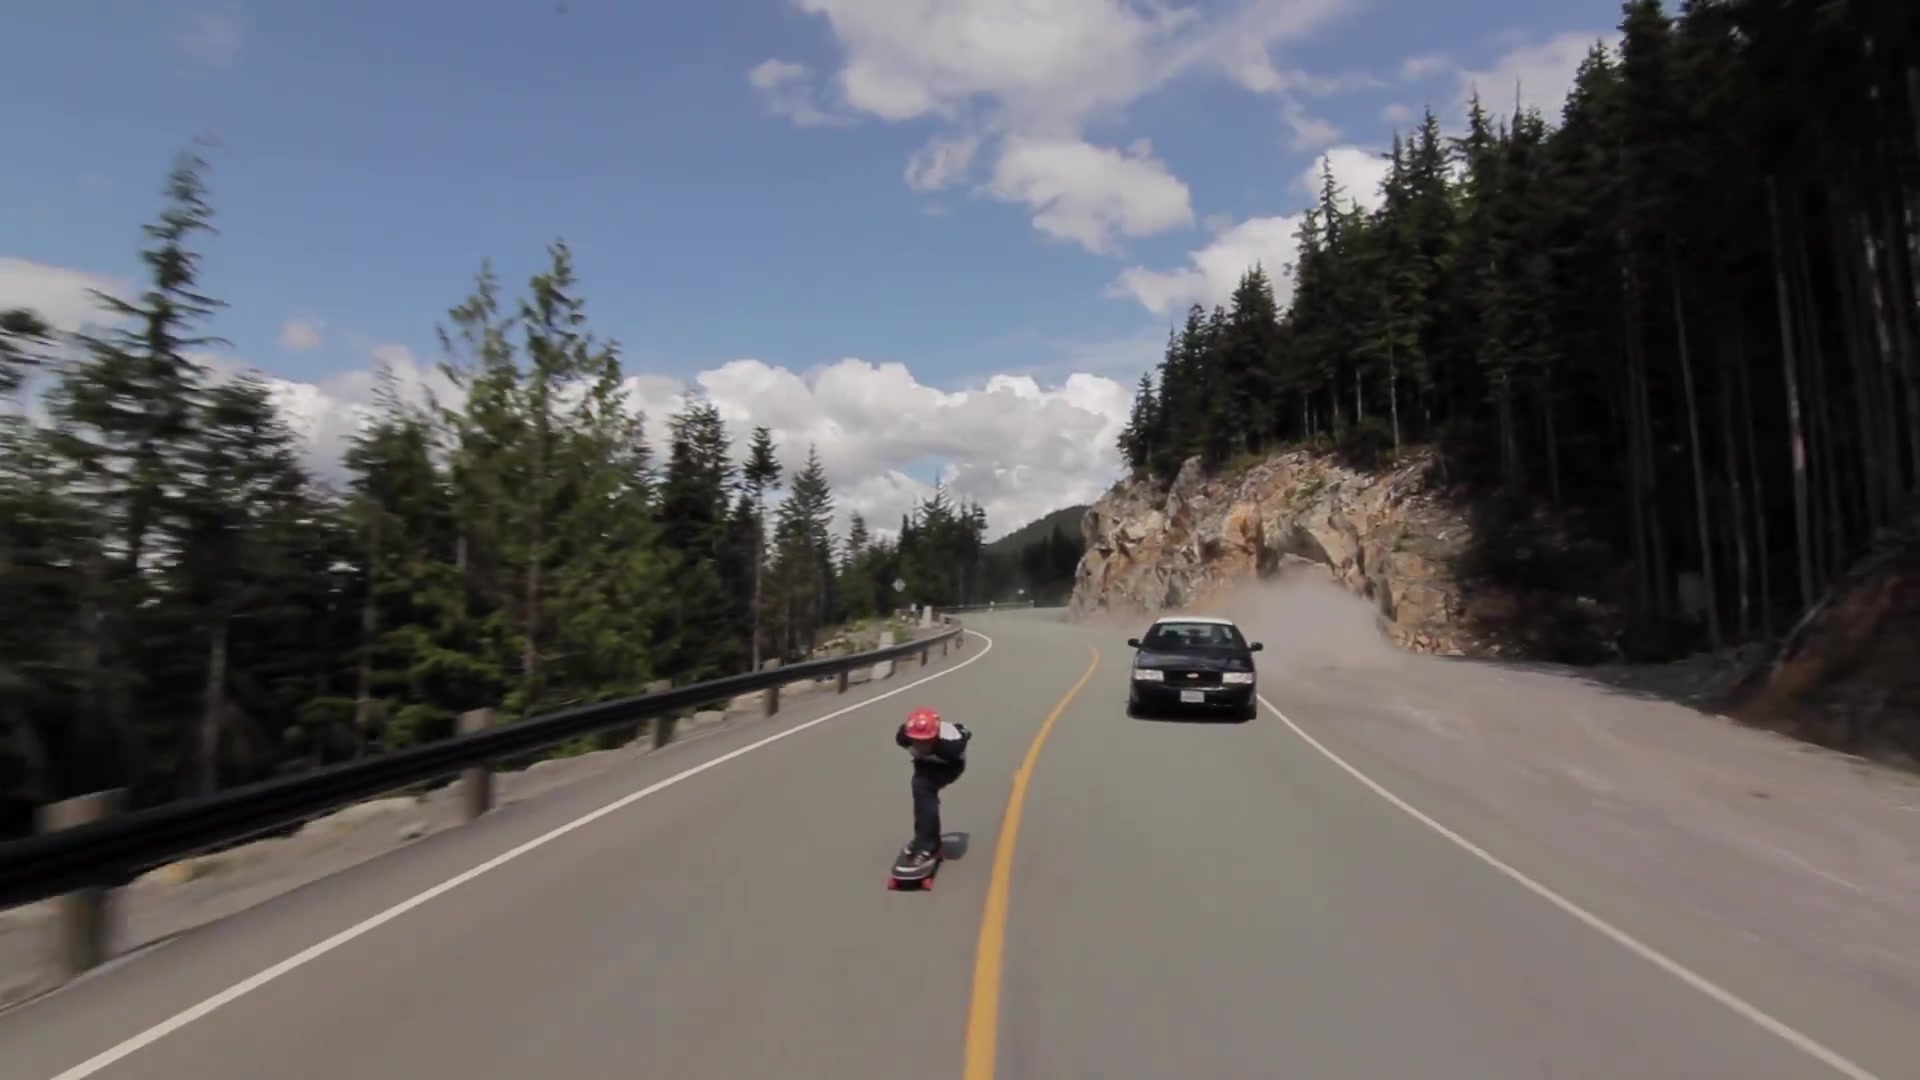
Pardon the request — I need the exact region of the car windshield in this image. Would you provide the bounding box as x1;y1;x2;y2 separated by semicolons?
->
1141;621;1246;650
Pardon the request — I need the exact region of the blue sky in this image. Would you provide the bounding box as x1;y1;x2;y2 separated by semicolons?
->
1;0;1613;535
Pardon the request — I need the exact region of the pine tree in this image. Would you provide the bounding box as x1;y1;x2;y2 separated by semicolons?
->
742;426;781;668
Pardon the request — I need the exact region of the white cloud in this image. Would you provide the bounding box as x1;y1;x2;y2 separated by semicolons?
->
279;317;323;352
1456;31;1612;121
1381;102;1416;125
1301;144;1390;213
1106;141;1386;316
0;256;129;334
905;133;983;192
746;59;849;127
764;0;1364;250
1109;214;1304;317
985;136;1193;253
171;5;249;71
1280;99;1340;151
256;348;1133;542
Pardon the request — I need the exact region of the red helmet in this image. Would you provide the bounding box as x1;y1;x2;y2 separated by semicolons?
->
904;707;941;741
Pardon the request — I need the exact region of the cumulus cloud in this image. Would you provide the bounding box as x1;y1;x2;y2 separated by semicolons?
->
1280;99;1340;151
1456;31;1613;120
1108;141;1386;315
1302;144;1390;212
1395;32;1615;126
0;256;128;334
986;136;1193;253
279;317;323;352
762;0;1365;252
264;349;1131;542
1108;214;1303;317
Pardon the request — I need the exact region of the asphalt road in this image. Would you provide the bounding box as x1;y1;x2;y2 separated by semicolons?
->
4;610;1917;1079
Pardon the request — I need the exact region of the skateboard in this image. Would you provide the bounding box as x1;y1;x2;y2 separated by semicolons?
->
886;845;945;891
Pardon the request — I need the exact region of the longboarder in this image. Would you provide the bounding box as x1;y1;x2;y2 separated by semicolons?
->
891;706;970;882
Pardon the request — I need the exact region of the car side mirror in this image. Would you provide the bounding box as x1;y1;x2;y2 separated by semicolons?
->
1250;642;1264;652
1126;638;1141;648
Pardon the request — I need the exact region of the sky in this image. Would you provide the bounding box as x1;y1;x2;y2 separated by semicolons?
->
1;0;1616;540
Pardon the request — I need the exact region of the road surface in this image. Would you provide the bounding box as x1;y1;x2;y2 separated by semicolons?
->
4;610;1917;1079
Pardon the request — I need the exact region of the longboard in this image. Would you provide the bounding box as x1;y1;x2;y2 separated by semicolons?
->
886;847;945;891
885;832;967;892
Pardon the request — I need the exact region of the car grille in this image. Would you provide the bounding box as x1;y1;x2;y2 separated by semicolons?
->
1162;668;1224;686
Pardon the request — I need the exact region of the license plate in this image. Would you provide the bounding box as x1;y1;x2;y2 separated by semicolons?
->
1179;689;1205;703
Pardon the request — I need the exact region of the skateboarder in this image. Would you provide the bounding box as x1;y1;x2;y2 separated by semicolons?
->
895;706;970;873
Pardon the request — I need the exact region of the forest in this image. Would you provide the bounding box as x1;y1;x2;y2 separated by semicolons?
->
1118;0;1917;657
0;156;1078;838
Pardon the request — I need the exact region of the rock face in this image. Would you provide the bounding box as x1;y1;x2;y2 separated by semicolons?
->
1070;449;1620;658
1073;451;1460;652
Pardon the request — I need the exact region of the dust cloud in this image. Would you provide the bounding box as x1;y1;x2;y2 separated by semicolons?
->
1080;558;1408;677
1189;560;1408;677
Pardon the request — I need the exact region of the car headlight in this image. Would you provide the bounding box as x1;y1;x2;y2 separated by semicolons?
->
1133;668;1164;681
1221;672;1254;684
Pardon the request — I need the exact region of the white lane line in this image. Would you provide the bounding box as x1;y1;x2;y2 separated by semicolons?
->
46;631;996;1080
1257;692;1882;1080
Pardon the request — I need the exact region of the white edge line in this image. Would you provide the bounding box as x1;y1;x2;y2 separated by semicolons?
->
47;630;997;1080
1256;692;1881;1080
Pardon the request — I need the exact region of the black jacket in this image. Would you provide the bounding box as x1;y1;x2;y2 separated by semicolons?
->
896;719;971;765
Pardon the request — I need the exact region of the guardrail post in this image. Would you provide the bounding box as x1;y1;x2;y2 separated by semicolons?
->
920;645;930;666
762;659;782;716
836;669;849;693
941;637;949;657
648;679;674;748
458;709;495;821
36;788;125;979
874;631;896;681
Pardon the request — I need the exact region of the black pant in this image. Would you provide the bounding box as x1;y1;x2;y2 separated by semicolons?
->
911;759;965;854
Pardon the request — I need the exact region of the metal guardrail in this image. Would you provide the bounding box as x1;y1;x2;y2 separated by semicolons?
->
941;600;1037;612
0;618;966;920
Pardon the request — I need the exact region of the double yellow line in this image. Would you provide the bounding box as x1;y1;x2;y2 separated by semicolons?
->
961;643;1102;1080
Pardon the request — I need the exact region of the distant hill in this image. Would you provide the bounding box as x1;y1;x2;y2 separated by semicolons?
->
986;504;1090;555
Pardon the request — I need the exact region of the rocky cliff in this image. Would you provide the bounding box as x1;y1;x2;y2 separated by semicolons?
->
1069;450;1627;660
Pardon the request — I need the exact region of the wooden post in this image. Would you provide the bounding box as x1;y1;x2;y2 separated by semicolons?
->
458;709;494;821
648;679;674;748
836;669;849;693
36;789;125;980
920;645;930;666
762;658;782;717
941;637;949;657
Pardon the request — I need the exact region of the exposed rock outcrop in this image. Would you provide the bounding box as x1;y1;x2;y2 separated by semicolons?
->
1070;450;1624;658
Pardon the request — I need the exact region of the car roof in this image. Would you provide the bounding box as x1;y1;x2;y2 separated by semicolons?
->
1149;614;1237;626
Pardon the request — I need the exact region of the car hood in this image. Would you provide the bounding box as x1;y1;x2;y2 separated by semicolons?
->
1132;649;1252;672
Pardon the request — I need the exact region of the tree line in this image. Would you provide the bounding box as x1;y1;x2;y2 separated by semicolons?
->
0;152;1033;837
1118;0;1917;655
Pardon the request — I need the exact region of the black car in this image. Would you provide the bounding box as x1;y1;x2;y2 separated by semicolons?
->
1125;615;1263;720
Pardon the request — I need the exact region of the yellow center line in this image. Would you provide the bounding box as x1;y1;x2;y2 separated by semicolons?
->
962;643;1102;1080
